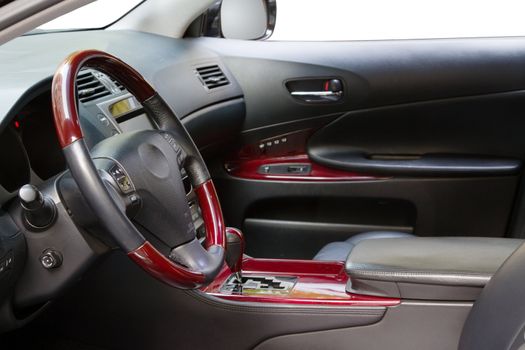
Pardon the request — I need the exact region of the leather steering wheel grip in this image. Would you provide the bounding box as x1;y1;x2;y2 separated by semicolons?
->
51;50;226;289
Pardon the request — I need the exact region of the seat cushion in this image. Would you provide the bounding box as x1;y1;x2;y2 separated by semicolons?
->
313;231;414;261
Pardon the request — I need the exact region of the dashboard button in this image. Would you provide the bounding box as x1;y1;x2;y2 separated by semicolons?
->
40;249;62;269
97;114;110;127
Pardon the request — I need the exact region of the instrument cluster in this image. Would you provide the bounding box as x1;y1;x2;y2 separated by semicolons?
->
0;91;66;201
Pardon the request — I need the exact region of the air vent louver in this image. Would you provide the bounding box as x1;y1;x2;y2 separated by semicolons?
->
196;65;229;89
111;77;125;91
76;70;111;103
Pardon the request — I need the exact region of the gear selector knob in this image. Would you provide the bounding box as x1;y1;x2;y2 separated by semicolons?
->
225;227;245;282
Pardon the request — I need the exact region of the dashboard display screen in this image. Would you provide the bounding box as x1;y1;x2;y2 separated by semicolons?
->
108;97;139;118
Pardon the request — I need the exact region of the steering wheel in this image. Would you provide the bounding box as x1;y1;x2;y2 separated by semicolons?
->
51;50;225;289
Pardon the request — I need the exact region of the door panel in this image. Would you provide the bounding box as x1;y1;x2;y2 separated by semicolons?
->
307;92;525;175
196;37;525;132
241;197;415;259
213;173;517;258
197;37;525;259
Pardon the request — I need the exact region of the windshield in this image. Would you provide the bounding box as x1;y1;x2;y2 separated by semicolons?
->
33;0;143;32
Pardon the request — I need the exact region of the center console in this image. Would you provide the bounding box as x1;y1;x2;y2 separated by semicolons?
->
202;257;400;307
201;228;399;307
202;234;523;307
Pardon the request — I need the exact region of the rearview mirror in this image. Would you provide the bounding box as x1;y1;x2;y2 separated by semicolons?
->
220;0;276;40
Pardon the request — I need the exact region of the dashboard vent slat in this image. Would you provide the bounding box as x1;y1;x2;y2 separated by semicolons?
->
110;78;125;91
76;69;111;103
196;65;230;90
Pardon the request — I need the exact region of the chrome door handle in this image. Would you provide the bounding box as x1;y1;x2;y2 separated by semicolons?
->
287;78;344;103
290;90;343;103
290;91;343;97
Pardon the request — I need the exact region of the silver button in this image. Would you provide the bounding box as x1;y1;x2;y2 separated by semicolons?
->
40;249;62;269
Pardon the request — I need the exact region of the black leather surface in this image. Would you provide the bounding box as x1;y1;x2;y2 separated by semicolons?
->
308;152;521;177
345;231;414;246
143;94;211;186
345;237;522;300
313;231;413;261
313;241;355;261
255;301;472;350
307;92;525;173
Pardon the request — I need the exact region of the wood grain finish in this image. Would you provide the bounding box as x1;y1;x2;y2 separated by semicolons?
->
52;50;155;147
128;241;206;289
225;129;385;182
202;257;400;307
195;180;226;248
226;153;383;182
225;227;245;273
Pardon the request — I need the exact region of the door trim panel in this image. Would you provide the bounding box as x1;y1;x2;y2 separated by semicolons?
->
308;152;521;177
226;153;384;181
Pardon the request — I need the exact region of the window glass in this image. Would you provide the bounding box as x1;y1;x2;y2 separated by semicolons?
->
33;0;143;32
269;0;525;41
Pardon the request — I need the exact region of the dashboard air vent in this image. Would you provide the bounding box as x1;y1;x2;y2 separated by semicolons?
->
195;65;229;89
110;77;125;91
76;70;111;103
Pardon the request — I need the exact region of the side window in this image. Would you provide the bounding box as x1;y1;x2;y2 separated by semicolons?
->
270;0;525;41
196;0;525;41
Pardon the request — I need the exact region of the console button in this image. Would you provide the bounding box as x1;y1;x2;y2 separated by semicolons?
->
257;163;311;175
97;114;110;127
40;249;62;269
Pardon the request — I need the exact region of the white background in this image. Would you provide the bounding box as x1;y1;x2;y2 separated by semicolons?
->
39;0;525;41
38;0;141;30
270;0;525;41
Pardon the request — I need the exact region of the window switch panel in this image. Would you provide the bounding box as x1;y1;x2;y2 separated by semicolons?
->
257;163;311;175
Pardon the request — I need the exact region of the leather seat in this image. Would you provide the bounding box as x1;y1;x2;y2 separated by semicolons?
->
313;231;414;261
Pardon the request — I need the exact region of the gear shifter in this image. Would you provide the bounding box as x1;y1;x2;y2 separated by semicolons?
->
225;227;245;283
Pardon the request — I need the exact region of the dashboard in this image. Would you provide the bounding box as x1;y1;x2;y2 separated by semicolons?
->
0;69;154;204
0;66;210;234
0;30;245;208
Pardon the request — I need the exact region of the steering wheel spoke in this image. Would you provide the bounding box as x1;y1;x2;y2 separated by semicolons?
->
169;238;224;282
96;166;142;219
